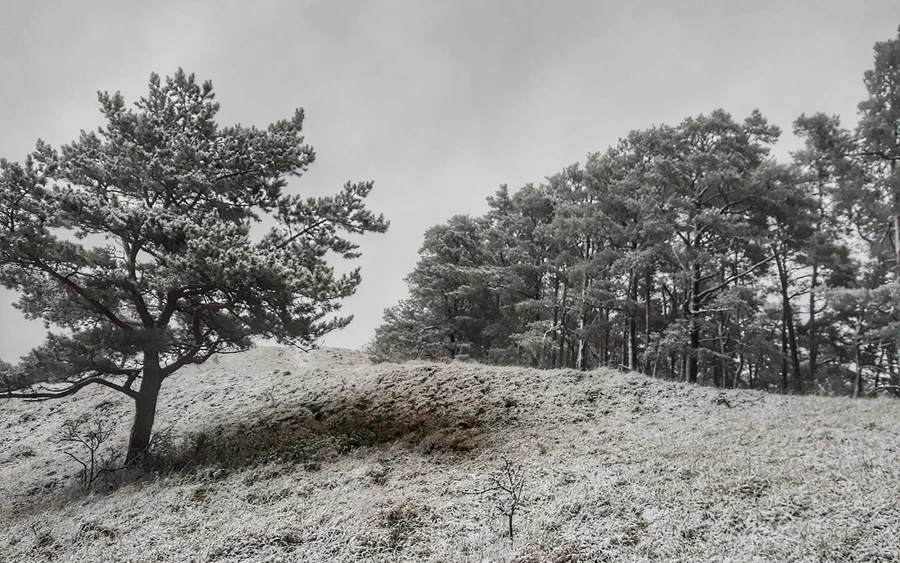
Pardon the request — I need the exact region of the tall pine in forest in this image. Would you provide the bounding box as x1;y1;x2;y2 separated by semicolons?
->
856;27;900;279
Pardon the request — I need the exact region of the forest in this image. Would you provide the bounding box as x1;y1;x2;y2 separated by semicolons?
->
370;28;900;397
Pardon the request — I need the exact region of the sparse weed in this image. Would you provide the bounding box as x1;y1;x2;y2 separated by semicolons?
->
365;462;391;486
380;504;421;550
264;382;279;406
29;523;60;557
76;521;117;541
9;445;35;459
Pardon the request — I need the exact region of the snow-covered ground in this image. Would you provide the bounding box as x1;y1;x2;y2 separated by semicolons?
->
2;347;899;562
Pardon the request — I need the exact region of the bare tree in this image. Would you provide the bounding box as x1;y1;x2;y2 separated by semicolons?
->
57;415;115;490
465;457;527;541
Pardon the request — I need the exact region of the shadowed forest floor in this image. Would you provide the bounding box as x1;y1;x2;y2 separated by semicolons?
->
1;347;899;562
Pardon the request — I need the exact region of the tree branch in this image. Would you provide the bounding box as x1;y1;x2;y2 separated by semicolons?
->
696;255;775;304
275;218;330;249
160;300;233;377
31;259;134;331
3;376;139;401
849;150;900;162
866;385;900;397
156;285;216;328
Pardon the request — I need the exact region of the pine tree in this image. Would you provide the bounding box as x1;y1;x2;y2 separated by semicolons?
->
855;27;900;279
0;70;388;462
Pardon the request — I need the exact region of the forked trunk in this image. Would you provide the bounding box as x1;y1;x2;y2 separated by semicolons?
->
126;351;163;464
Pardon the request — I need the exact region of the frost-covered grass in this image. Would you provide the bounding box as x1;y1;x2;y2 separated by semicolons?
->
2;347;900;562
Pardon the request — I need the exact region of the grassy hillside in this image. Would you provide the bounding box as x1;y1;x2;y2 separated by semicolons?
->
2;347;899;562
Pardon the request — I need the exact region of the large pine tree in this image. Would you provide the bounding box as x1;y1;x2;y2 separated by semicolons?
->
0;70;388;461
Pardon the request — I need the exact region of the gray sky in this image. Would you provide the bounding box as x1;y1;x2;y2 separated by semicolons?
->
1;1;899;361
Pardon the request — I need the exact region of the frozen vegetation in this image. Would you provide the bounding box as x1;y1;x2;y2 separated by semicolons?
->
2;347;899;562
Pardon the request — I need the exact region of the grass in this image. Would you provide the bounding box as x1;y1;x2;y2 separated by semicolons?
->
1;347;899;561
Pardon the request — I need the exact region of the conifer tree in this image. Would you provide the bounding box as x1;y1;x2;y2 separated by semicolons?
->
0;70;388;461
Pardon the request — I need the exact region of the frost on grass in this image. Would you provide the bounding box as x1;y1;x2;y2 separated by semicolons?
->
2;347;900;562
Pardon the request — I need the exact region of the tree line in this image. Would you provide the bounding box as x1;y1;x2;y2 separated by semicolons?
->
369;28;900;397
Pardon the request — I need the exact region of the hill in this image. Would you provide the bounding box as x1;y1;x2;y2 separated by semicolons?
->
2;347;899;562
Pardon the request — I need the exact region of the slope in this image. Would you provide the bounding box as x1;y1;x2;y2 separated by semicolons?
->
1;347;899;562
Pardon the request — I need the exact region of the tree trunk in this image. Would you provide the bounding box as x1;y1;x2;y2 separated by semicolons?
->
602;307;610;367
559;281;568;369
894;212;900;281
688;262;701;384
126;351;163;464
576;274;588;370
551;276;560;368
889;344;900;397
775;251;803;393
780;314;789;392
875;343;884;390
644;268;653;373
665;282;676;378
853;326;863;399
713;268;727;388
808;261;819;382
894;158;899;280
716;308;727;389
733;306;743;389
448;332;458;360
575;320;587;370
599;307;608;367
892;154;900;280
627;268;638;371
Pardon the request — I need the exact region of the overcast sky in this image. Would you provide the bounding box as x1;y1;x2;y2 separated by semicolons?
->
1;1;899;361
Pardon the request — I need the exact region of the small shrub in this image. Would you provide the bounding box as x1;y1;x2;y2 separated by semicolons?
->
466;457;528;542
731;476;771;500
274;532;303;549
77;521;117;541
57;415;118;490
190;486;212;504
29;524;60;557
241;464;284;486
9;445;36;459
366;462;391;486
244;486;293;506
380;505;421;549
261;377;281;407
